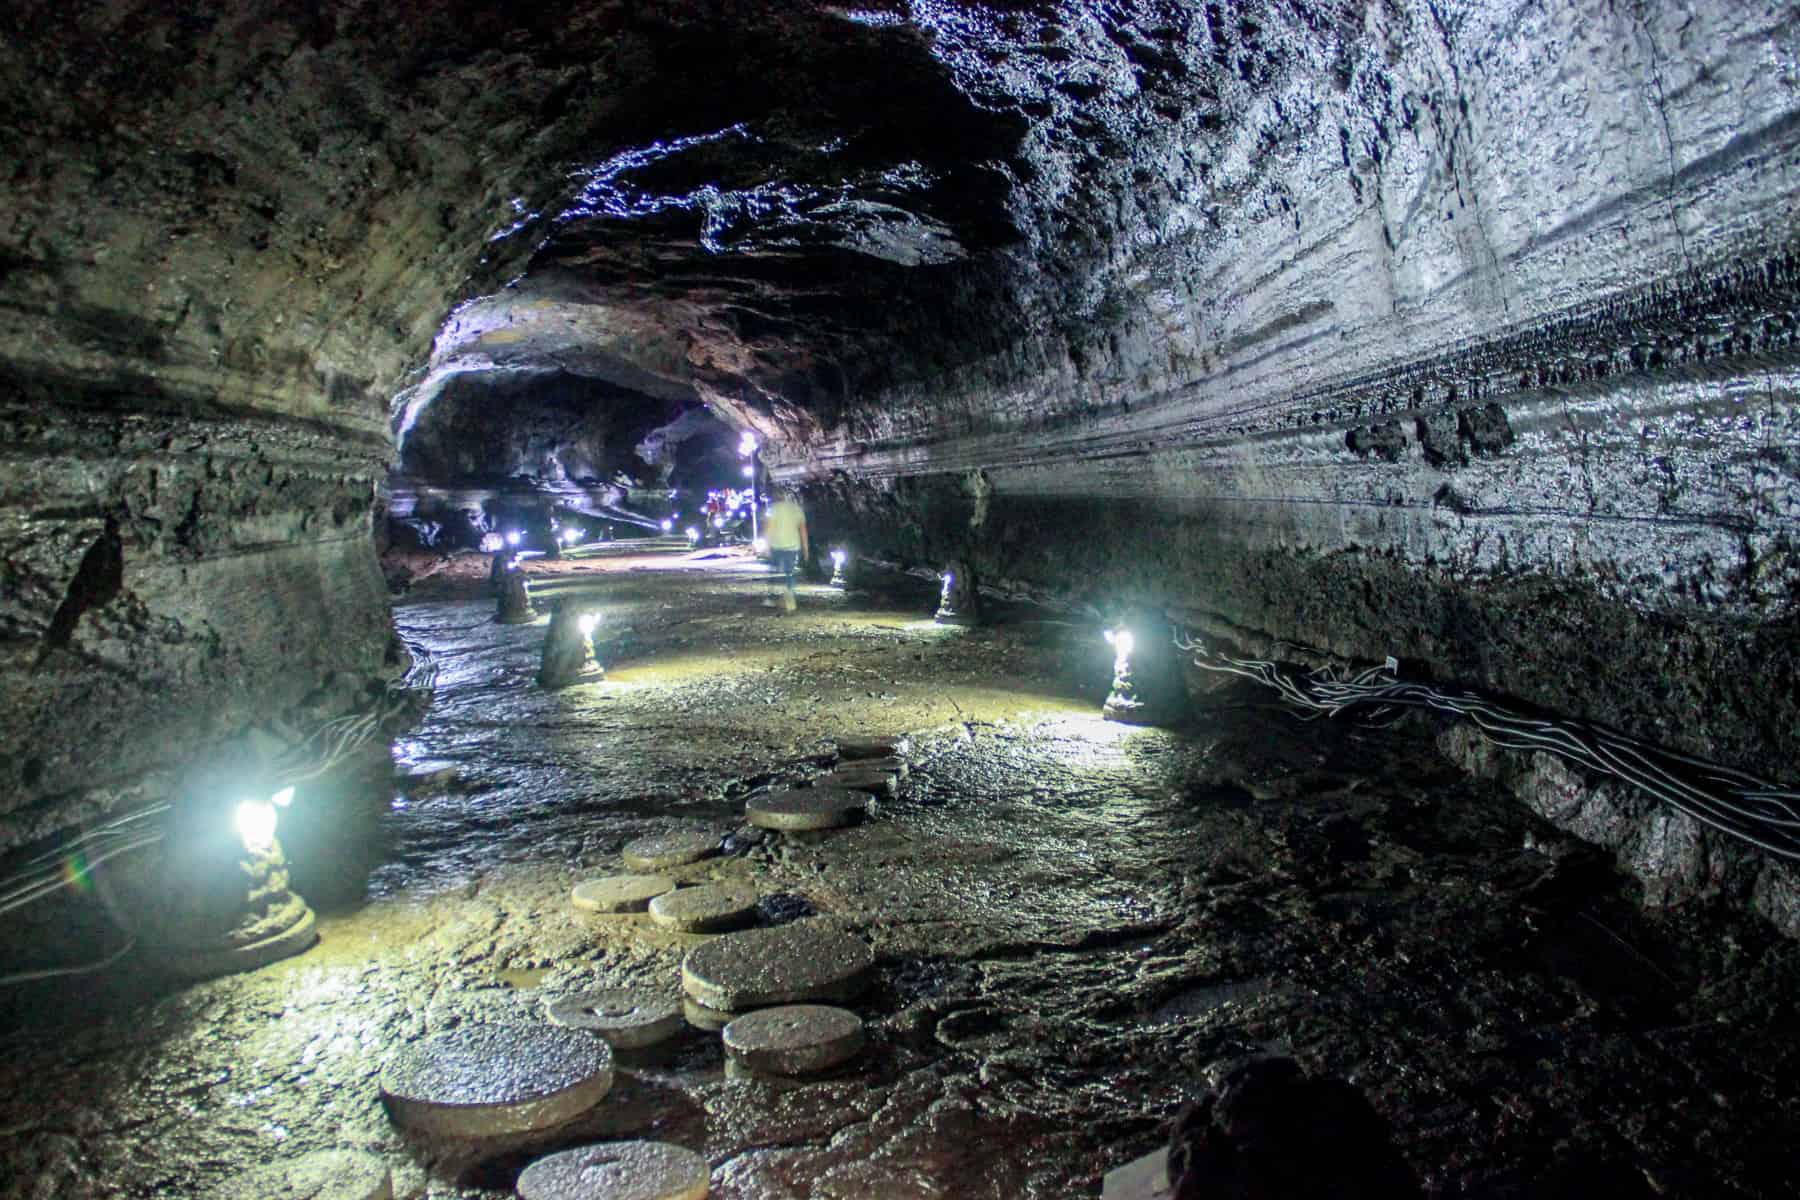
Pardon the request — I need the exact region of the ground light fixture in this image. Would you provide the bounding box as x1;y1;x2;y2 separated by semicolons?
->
934;560;981;625
685;526;701;544
753;537;769;556
506;530;522;547
1102;612;1186;725
561;528;581;546
233;798;277;854
830;548;848;588
150;781;318;979
540;604;604;689
661;519;674;532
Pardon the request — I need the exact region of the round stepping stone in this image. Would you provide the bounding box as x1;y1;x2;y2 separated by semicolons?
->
682;996;741;1032
223;1149;392;1200
682;921;873;1011
544;988;684;1049
517;1140;710;1200
723;1005;866;1076
745;787;866;831
572;874;676;914
648;883;759;933
380;1025;613;1138
622;829;721;872
816;768;898;798
837;734;909;761
858;755;910;780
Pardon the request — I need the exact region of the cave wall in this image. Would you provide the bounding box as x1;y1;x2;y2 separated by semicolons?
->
790;0;1800;780
0;2;637;849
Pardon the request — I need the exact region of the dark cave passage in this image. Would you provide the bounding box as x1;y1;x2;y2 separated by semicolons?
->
1;1;1798;1197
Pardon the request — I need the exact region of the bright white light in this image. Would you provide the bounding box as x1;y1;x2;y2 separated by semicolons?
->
660;519;673;532
1114;630;1135;660
742;464;754;477
270;786;295;808
712;516;724;529
830;549;846;567
577;612;600;637
753;537;768;555
235;800;277;853
738;432;759;455
685;526;700;543
506;531;521;546
1103;629;1116;646
561;529;580;545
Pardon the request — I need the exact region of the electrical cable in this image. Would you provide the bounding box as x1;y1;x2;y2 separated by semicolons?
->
0;935;138;987
1174;631;1800;862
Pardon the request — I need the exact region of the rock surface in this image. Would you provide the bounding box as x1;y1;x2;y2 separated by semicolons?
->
570;875;676;915
647;883;759;933
544;988;684;1050
681;920;873;1012
516;1140;710;1200
721;1005;865;1076
379;1025;613;1138
622;830;722;873
745;788;868;831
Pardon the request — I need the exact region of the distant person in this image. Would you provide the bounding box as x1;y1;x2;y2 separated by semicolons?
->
763;488;808;613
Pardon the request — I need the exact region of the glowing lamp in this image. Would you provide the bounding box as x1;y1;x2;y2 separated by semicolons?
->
742;464;755;477
271;786;295;808
1103;613;1184;725
829;548;848;589
685;526;700;543
235;799;277;854
561;529;581;545
830;549;847;567
577;611;600;637
753;537;769;555
661;519;673;532
506;531;522;547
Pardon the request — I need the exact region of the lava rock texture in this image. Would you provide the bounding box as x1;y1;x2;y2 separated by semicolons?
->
3;0;1799;929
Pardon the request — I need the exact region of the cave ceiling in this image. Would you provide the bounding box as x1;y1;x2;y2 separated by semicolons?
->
395;0;1216;455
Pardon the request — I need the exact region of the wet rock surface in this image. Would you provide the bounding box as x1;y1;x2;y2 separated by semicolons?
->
571;875;676;915
516;1140;709;1200
722;1006;866;1077
0;556;1797;1197
379;1025;614;1139
648;884;760;935
543;989;684;1051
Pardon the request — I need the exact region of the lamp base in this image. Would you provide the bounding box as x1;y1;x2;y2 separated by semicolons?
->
157;902;318;980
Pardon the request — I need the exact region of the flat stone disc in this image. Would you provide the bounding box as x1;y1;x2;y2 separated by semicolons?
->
857;756;910;780
544;988;685;1049
223;1149;392;1200
837;735;909;761
622;829;721;872
648;883;759;933
517;1140;710;1200
682;996;741;1032
380;1025;613;1138
745;787;866;831
682;921;873;1011
815;768;897;798
572;874;676;914
723;1005;866;1076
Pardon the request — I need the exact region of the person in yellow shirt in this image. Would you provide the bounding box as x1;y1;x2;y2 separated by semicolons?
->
763;488;809;612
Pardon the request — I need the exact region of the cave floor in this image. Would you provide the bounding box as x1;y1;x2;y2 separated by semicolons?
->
3;547;1799;1198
